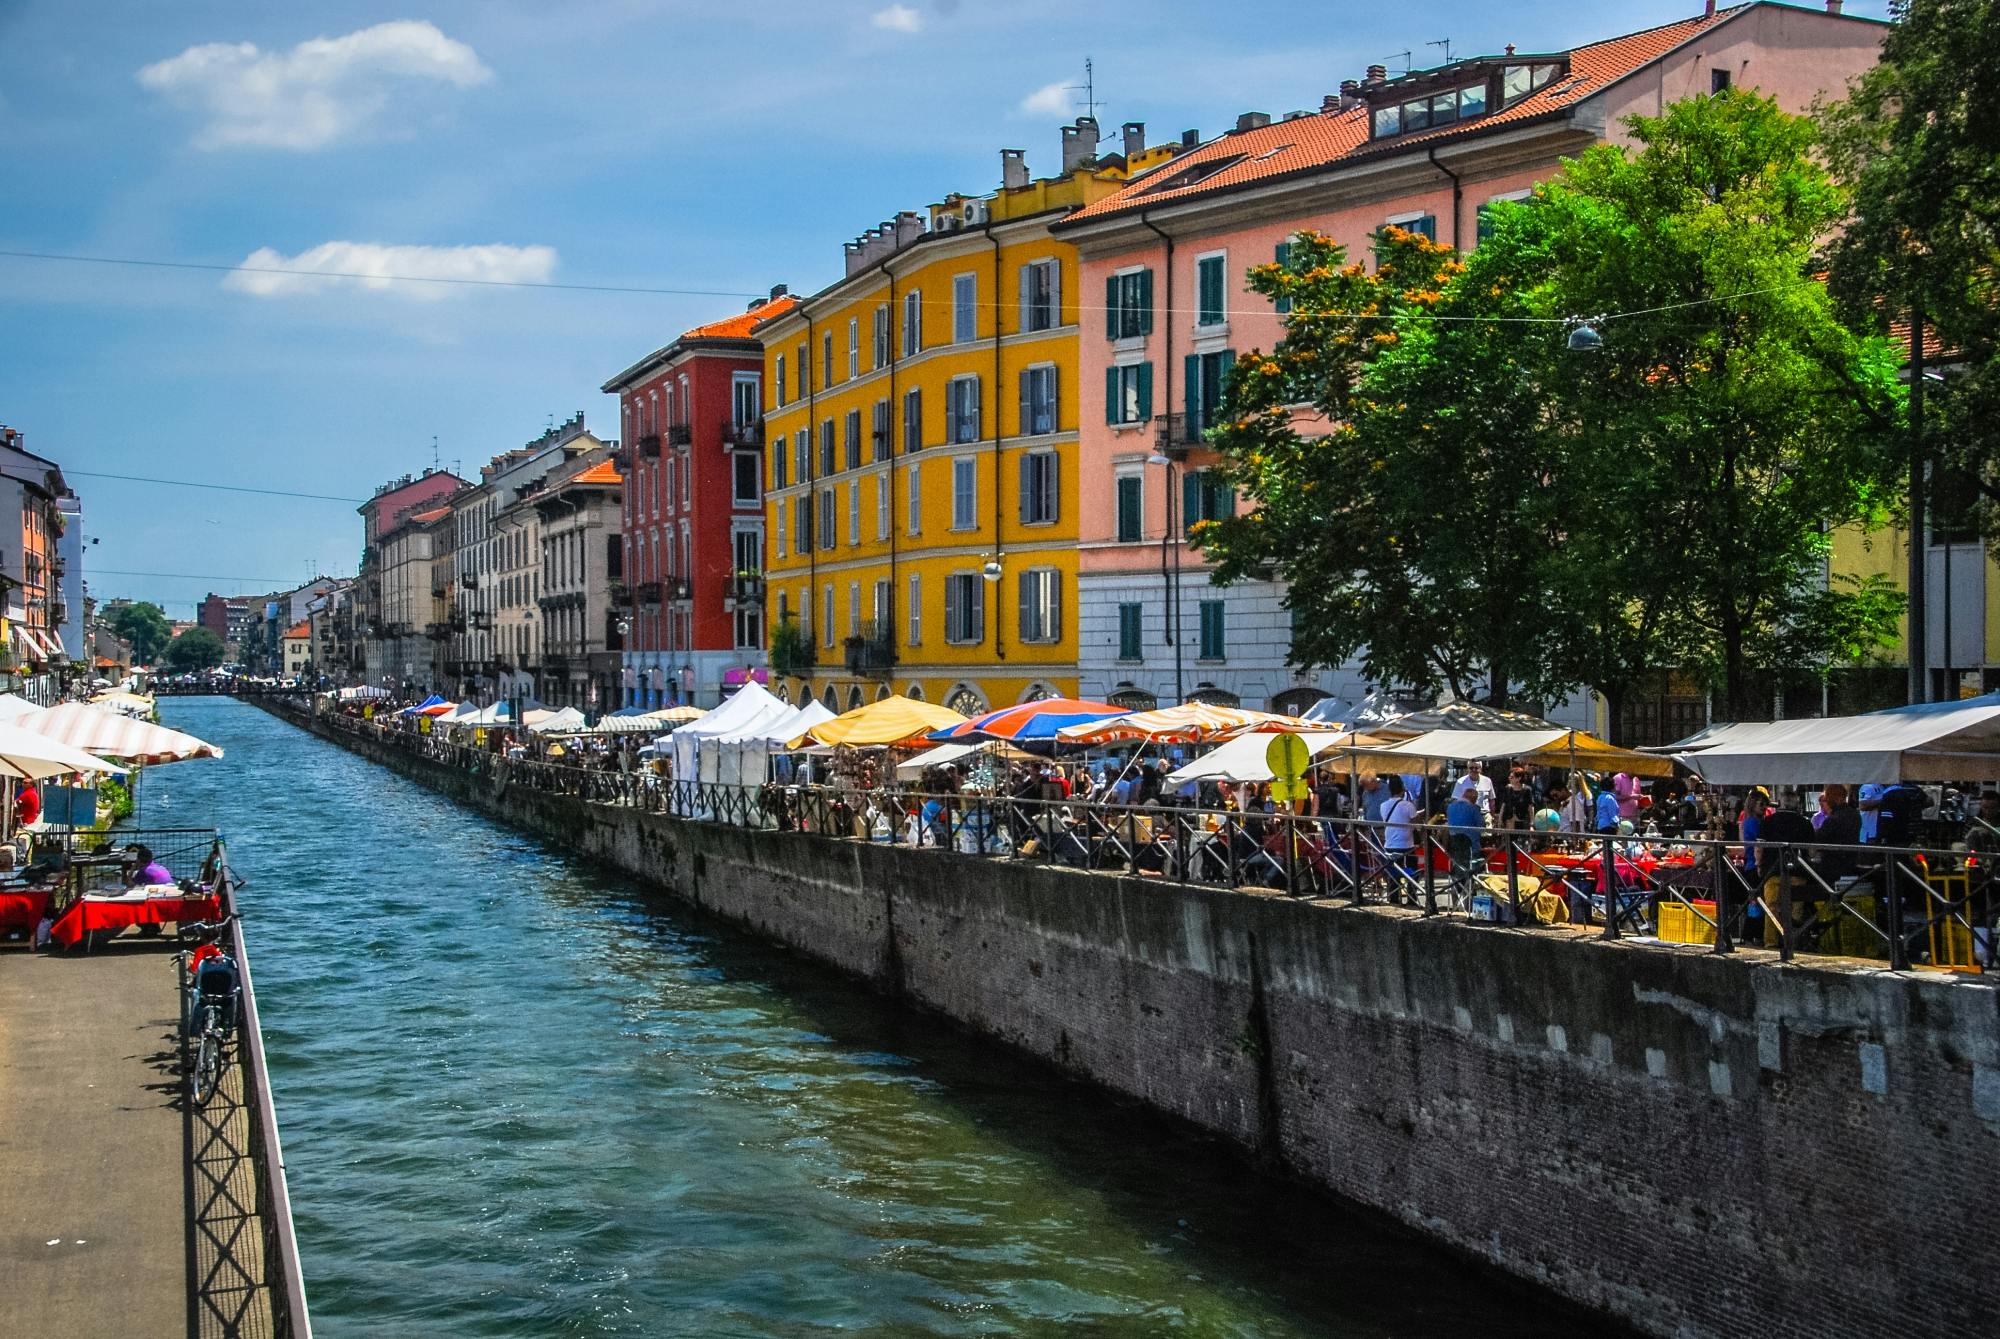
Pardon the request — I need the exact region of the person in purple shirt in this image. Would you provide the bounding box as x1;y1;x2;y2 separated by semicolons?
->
125;843;174;887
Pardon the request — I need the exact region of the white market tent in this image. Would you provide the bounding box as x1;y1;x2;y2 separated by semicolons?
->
1675;694;2000;784
1165;730;1355;785
337;685;392;702
0;694;43;723
710;700;837;790
669;682;790;804
528;706;587;734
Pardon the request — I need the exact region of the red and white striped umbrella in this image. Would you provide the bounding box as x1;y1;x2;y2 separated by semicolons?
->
20;702;223;765
1056;703;1321;746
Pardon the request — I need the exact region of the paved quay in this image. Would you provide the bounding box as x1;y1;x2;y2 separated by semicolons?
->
0;940;277;1339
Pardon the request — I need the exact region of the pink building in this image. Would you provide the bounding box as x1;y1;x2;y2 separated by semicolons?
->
1052;1;1884;715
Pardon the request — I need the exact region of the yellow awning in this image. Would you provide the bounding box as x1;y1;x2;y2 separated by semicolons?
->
797;694;969;748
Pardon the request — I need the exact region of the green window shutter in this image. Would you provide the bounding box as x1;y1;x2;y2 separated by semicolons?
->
1118;603;1141;659
1137;269;1154;334
1105;365;1120;424
1106;274;1120;340
1116;476;1140;542
1184;353;1199;431
1136;361;1153;421
1274;241;1292;314
1182;469;1201;531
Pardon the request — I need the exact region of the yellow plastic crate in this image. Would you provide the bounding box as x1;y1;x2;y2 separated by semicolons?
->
1657;899;1717;945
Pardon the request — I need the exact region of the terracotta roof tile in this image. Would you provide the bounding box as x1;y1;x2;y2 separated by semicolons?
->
684;293;798;341
571;458;622;486
283;621;312;640
1062;7;1747;226
408;506;452;524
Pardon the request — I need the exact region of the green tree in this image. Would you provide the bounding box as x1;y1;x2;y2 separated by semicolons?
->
162;626;226;672
109;601;172;665
1823;0;2000;543
1199;91;1906;723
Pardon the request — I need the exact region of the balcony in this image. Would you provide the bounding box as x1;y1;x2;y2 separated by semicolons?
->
721;419;763;448
730;571;763;603
1155;413;1208;452
610;581;632;609
635;580;663;611
844;622;897;677
665;423;693;447
637;432;661;459
667;576;692;603
461;572;479;591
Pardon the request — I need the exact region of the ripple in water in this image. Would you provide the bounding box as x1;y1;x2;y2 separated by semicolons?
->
152;699;1620;1338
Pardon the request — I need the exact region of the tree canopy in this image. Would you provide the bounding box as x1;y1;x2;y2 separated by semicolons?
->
162;626;225;672
109;602;172;665
1196;90;1906;722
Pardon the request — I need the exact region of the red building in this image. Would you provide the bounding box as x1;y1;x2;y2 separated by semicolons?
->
601;287;796;706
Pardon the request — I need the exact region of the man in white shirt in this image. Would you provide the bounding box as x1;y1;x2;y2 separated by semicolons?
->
1382;777;1422;905
1452;760;1496;820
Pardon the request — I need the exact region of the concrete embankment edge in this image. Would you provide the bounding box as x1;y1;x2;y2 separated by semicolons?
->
263;700;1998;1339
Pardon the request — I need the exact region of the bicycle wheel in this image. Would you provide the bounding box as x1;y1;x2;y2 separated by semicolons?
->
192;1029;221;1105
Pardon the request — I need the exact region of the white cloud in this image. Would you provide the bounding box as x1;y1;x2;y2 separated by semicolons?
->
222;242;557;301
138;20;490;151
870;5;923;33
1019;81;1071;117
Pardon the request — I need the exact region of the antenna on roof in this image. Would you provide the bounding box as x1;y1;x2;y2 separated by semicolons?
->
1066;56;1103;129
430;434;440;470
1427;38;1454;65
1382;49;1413;74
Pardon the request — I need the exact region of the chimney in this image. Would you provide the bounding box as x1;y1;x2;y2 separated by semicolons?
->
894;210;925;246
1000;147;1029;190
1181;127;1199;148
1339;78;1362;109
1121;120;1146;162
1826;0;1842;11
769;283;788;300
1060;116;1099;173
1234;111;1271;133
1365;63;1387;85
1322;93;1340;113
1704;0;1716;15
1504;44;1516;56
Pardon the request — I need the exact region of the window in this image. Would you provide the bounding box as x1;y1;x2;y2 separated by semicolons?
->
875;474;889;540
1183;469;1237;530
1115;473;1143;542
907;461;921;535
1711;68;1731;95
772;436;788;489
1196;254;1227;326
1106;269;1153;339
1105;362;1153;424
902;387;923;453
848;318;859;378
796;342;809;394
682;452;690;503
733;373;760;426
873;304;890;368
1501;63;1561;105
945;573;984;644
1020;365;1058;436
847;481;860;546
847;582;860;636
1183;349;1235;435
902;289;922;355
1374;81;1494;138
1017;568;1060;643
871;399;891;461
823;585;835;647
907;572;922;644
844;409;862;470
794;429;810;485
1199;600;1226;659
1020;259;1059;332
819;420;836;476
953;273;977;343
818;488;836;551
951;457;977;530
733;451;759;505
794;496;811;552
1117;603;1142;660
776;499;788;558
1386;213;1437;242
776;354;789;406
1273;240;1293;314
872;578;891;627
1019;450;1058;525
822;332;834;387
947;375;981;443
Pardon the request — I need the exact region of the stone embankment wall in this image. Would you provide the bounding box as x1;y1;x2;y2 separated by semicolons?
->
268;701;1997;1339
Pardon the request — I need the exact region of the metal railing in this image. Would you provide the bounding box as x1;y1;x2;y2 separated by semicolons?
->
289;704;1999;975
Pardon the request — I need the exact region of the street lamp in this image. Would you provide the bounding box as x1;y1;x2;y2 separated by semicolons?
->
1565;318;1605;353
1147;449;1186;705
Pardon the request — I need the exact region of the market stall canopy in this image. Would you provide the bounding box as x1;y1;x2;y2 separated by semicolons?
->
809;695;967;748
644;705;706;724
557;714;668;736
0;694;44;722
398;694;452;717
337;685;393;702
1676;694;2000;784
19;703;221;765
1056;703;1319;746
0;720;126;780
461;698;546;727
1368;699;1559;741
673;681;787;741
1364;727;1675;778
755;700;833;744
89;690;156;719
935;698;1126;743
528;706;586;734
1165;730;1359;785
894;740;1036;779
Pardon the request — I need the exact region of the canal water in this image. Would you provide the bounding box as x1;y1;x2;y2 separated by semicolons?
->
151;698;1610;1338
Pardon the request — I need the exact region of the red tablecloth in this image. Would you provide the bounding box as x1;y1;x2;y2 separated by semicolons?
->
48;891;222;948
1527;852;1694;894
0;888;53;931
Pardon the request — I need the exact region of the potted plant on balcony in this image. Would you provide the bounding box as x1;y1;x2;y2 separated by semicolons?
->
769;614;814;678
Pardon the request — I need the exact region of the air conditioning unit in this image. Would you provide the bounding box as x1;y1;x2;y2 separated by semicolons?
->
934;214;964;233
962;199;990;226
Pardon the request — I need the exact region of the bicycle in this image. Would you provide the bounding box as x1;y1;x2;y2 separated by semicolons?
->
178;917;240;1105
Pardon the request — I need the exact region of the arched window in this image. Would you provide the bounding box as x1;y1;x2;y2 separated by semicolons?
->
905;683;926;702
822;685;839;710
875;685;891;702
1186;682;1241;707
944;683;987;717
1269;685;1321;718
1017;681;1060;703
847;686;864;710
1106;683;1159;710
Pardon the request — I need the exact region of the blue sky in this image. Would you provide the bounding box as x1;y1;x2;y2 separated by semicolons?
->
0;1;1891;616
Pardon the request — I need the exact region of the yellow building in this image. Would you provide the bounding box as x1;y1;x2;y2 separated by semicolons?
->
758;118;1166;717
